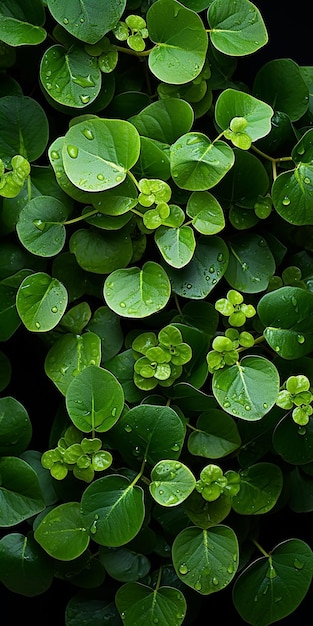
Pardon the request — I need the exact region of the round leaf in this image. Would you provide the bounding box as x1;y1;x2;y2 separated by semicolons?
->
212;355;280;420
155;225;196;268
147;0;208;84
215;89;273;141
0;396;32;456
115;582;186;626
40;44;101;108
0;96;48;166
34;502;90;560
225;233;276;293
233;539;313;626
47;0;126;44
273;415;313;465
208;0;268;56
69;227;133;273
272;164;313;225
186;191;225;234
104;261;171;318
172;525;239;593
129;97;194;144
150;460;196;506
188;410;241;458
232;462;283;515
0;532;53;596
16;272;68;332
80;474;145;546
170;134;234;190
16;195;68;257
253;58;309;122
65;364;124;433
0;457;44;527
62;118;140;191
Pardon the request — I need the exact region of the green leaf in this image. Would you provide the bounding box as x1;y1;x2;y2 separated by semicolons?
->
186;191;225;234
232;462;283;514
0;96;48;166
115;582;186;625
215;89;273;141
170;133;234;190
16;196;68;257
208;0;268;56
225;233;276;293
110;404;185;467
233;539;313;626
0;457;44;527
272;164;313;225
150;460;196;506
0;532;54;596
65;364;124;433
257;287;313;359
188;410;241;458
129;98;194;144
40;44;102;108
46;0;126;43
172;525;239;593
34;502;90;560
44;331;102;395
104;261;171;318
155;225;196;268
167;235;229;299
0;270;30;341
0;396;32;456
147;0;208;85
69;227;133;273
212;355;280;420
80;474;145;546
62;118;140;191
253;58;309;122
99;546;151;583
16;272;68;332
91;177;138;216
0;0;46;47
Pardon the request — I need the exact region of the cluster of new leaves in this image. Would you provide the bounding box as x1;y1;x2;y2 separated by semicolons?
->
195;463;241;502
276;375;313;426
132;324;192;389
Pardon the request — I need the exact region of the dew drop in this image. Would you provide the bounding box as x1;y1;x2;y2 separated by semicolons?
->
245;404;251;411
67;145;78;159
282;196;291;206
224;401;230;408
51;306;58;313
111;407;117;417
294;558;304;569
212;576;219;585
80;94;90;104
124;424;132;433
97;173;104;180
217;253;224;262
46;82;52;90
297;334;305;343
298;426;307;436
73;74;95;88
171;443;180;451
303;177;311;184
241;262;249;271
266;565;277;579
194;580;202;591
35;321;41;329
63;17;69;24
263;403;268;409
116;174;124;182
33;219;45;231
50;150;59;160
120;301;126;308
187;283;192;289
82;128;94;140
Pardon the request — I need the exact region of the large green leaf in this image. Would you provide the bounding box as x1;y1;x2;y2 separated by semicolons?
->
104;261;171;318
147;0;208;84
233;539;313;626
0;532;54;596
99;546;151;583
110;404;185;468
80;474;145;546
0;269;30;341
16;272;68;332
224;233;276;293
172;525;239;593
44;331;102;395
170;133;234;190
232;462;283;514
208;0;268;56
215;89;273;141
0;396;32;456
34;502;90;560
167;235;229;299
155;225;196;268
257;286;313;359
0;457;44;527
272;414;313;465
62;118;140;192
46;0;126;44
0;96;48;166
150;460;196;506
272;164;313;225
212;356;280;420
186;191;225;234
115;582;186;626
0;0;46;46
65;364;124;433
69;227;133;273
253;58;309;121
40;44;102;108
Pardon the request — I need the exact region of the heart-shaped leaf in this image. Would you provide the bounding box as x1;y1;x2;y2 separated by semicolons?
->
186;191;225;234
0;532;54;596
155;225;196;268
115;582;186;625
253;58;309;121
187;410;241;458
0;96;48;166
0;0;46;46
150;460;196;506
172;525;239;593
0;396;32;456
0;457;44;527
129;97;194;144
225;233;276;293
215;89;273;142
104;261;171;318
272;164;313;225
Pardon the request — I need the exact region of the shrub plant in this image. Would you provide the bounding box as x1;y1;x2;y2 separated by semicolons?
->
1;1;313;624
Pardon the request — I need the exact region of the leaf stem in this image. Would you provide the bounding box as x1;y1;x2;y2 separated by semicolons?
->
64;209;98;225
252;538;270;557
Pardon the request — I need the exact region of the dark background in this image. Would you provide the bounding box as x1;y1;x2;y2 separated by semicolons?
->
2;1;313;624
